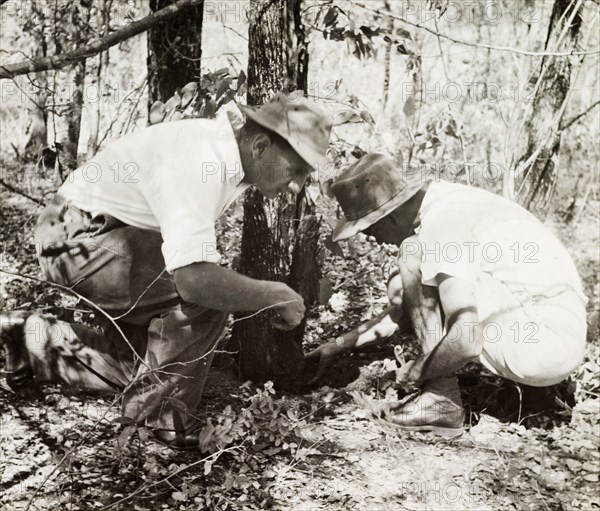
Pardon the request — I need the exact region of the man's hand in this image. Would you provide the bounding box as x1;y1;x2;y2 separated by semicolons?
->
306;340;346;385
270;287;305;330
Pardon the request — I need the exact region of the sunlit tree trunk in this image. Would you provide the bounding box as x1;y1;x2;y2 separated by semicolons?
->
507;0;583;217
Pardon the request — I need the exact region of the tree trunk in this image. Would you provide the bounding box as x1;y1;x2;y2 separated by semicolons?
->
147;0;204;106
507;0;583;217
87;0;113;158
64;0;92;168
381;0;393;112
232;0;318;389
65;59;87;167
22;2;49;163
23;37;48;162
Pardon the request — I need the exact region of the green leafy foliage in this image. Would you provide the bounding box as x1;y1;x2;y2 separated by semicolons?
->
317;6;382;59
149;68;245;125
111;382;310;463
317;5;416;60
197;382;309;457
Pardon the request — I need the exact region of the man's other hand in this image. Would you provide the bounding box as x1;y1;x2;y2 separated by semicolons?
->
306;341;345;385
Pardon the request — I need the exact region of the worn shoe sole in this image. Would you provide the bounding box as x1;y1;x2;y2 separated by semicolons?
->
389;423;464;437
1;311;44;400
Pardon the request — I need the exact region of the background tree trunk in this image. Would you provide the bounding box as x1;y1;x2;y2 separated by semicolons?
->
147;0;204;106
64;0;92;168
507;0;583;217
23;4;48;163
87;0;113;158
232;0;319;389
65;59;87;166
381;0;393;112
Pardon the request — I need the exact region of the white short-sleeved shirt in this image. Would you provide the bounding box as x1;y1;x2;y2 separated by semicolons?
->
58;116;250;273
416;181;587;306
414;181;588;385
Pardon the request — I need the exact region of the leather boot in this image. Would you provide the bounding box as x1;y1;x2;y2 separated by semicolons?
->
383;376;465;436
0;311;44;399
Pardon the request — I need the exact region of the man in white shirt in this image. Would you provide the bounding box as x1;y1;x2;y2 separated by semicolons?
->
308;153;587;435
1;92;332;449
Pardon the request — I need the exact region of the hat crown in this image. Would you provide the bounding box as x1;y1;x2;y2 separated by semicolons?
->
331;153;407;221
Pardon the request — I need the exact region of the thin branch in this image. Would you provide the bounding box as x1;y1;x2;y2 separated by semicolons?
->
0;0;203;79
230;300;297;324
96;74;148;149
223;23;248;41
433;17;470;185
572;174;595;225
0;177;45;204
348;1;600;58
560;99;600;129
112;266;170;320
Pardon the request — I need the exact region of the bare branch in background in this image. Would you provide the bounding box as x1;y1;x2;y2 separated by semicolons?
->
561;99;600;130
349;1;600;58
0;0;203;79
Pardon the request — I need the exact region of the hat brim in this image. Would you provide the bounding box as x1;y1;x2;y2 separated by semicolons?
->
239;104;330;172
332;182;424;242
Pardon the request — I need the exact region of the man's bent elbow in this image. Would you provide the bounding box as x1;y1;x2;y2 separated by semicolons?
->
173;263;214;306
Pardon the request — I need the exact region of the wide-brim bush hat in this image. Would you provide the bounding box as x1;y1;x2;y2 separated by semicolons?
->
239;91;333;172
331;153;425;242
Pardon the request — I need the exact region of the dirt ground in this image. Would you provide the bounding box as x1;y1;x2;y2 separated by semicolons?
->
1;179;599;511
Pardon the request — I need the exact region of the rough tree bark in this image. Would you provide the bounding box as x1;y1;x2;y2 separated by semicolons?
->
64;0;92;167
381;0;393;111
0;0;204;79
87;0;113;158
22;2;48;162
147;0;204;106
232;0;320;388
507;0;583;217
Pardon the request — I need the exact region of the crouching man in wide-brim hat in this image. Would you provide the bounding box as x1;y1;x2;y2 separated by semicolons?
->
1;92;332;449
308;153;588;436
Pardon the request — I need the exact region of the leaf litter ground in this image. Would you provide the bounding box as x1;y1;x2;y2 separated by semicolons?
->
1;183;599;510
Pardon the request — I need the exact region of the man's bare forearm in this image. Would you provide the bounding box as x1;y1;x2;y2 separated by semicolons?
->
336;306;401;351
174;262;293;312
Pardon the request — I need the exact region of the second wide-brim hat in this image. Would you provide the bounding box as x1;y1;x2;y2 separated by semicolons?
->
331;153;425;242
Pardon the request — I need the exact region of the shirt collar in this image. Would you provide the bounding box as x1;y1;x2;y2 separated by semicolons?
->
212;110;246;187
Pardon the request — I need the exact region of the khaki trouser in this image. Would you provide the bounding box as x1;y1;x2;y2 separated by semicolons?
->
31;194;227;432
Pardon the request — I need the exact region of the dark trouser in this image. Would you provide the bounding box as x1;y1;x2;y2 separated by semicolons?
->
30;194;227;431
